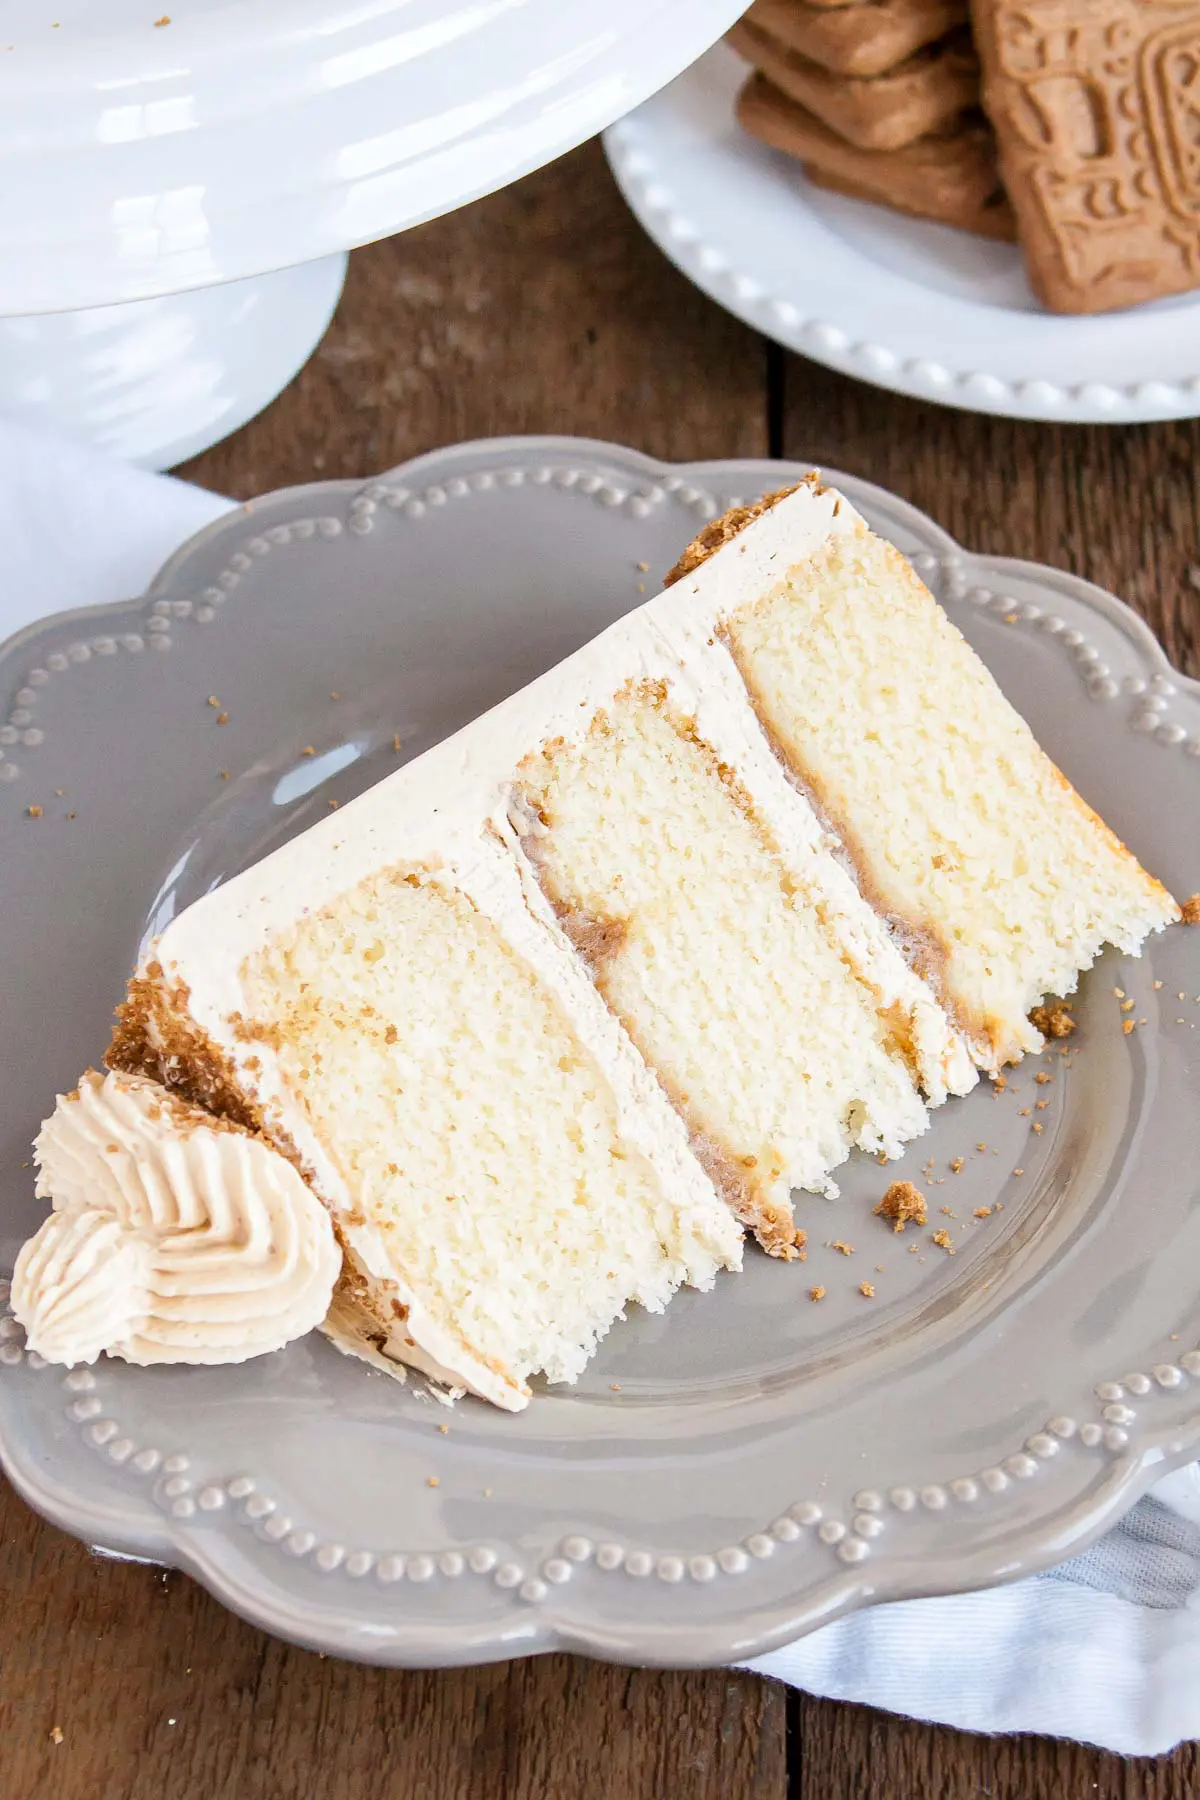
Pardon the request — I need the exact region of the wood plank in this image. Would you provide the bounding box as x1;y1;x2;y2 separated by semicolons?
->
4;140;783;1800
793;1693;1200;1799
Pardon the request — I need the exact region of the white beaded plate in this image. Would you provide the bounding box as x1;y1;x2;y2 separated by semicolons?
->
604;46;1200;425
0;435;1198;1668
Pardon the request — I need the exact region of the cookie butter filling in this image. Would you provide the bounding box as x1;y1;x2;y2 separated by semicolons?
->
11;1070;341;1367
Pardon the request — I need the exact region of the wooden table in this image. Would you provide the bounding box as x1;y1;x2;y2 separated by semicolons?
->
4;141;1199;1799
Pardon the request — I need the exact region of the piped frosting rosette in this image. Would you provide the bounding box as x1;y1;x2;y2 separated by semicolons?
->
11;1069;341;1367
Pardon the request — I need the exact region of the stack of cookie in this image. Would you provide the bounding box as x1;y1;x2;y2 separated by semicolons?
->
728;0;1016;242
731;0;1200;314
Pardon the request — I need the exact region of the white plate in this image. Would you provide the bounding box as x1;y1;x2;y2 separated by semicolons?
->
0;0;749;315
604;45;1200;425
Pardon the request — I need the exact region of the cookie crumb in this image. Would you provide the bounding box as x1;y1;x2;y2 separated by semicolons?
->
1180;894;1200;924
26;804;41;818
1018;1107;1031;1116
327;798;339;809
1032;1122;1044;1134
1013;1168;1024;1177
207;695;220;708
874;1180;926;1232
1035;1072;1053;1085
973;1207;993;1219
809;1285;826;1302
1030;1001;1075;1038
1120;997;1135;1012
949;1156;964;1174
991;1073;1007;1093
427;1476;439;1488
1123;1019;1135;1035
392;734;402;753
50;1726;63;1746
931;1229;955;1255
609;1383;622;1392
858;1282;875;1298
301;745;315;757
216;711;229;726
830;1239;855;1256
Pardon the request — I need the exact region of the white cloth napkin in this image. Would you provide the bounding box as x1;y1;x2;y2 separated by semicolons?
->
2;419;1198;1757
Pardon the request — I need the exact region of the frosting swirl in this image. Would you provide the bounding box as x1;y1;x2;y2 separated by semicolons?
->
12;1069;341;1367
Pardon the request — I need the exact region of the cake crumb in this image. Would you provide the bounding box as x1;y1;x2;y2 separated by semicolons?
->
427;1476;440;1488
1030;1001;1075;1038
1032;1122;1044;1134
330;690;342;701
483;1487;492;1498
610;1383;622;1392
991;1073;1007;1093
327;798;339;809
829;1239;855;1256
392;734;402;753
1123;1019;1135;1035
1018;1107;1031;1117
949;1157;964;1174
859;1282;875;1298
1154;980;1163;990
26;804;41;818
931;1230;955;1255
154;14;170;25
66;811;76;820
1035;1099;1049;1110
207;695;220;708
49;1726;63;1746
53;788;64;797
1013;1168;1024;1177
1179;894;1200;924
939;1206;957;1218
302;745;315;757
219;769;229;780
974;1207;993;1219
809;1285;826;1302
636;562;649;572
438;1423;449;1434
874;1180;927;1232
1121;997;1135;1012
976;1142;987;1152
216;711;229;726
1035;1072;1053;1085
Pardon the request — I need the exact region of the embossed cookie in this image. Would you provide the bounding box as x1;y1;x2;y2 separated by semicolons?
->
728;18;980;150
737;74;1017;238
742;0;970;78
972;0;1200;313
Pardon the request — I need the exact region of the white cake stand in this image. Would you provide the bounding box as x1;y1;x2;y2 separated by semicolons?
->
0;0;748;468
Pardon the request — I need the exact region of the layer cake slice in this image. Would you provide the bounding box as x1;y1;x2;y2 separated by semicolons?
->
100;478;1175;1408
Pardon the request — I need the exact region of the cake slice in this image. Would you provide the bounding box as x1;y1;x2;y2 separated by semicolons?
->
58;473;1173;1412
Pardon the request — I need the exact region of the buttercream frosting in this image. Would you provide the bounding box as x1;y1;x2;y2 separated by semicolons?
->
12;1069;341;1367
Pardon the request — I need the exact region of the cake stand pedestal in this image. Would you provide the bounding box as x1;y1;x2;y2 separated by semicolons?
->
0;256;348;471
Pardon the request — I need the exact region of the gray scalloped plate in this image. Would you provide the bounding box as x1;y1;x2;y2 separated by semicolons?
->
1;436;1198;1669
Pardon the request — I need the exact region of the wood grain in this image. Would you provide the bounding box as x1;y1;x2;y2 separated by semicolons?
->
4;136;1199;1797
